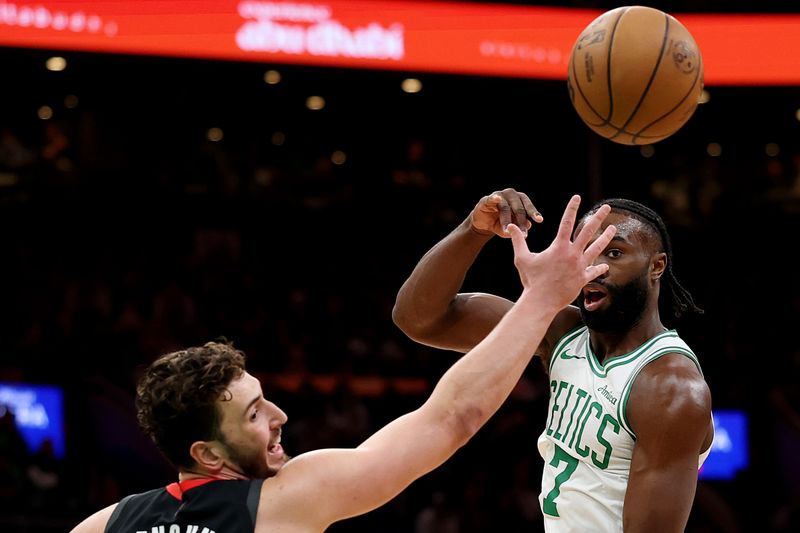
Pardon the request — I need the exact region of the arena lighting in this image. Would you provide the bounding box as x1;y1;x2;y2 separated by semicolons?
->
37;105;53;119
63;94;79;108
707;143;722;157
271;131;286;145
331;150;346;165
45;55;65;71
698;90;711;104
264;69;281;84
306;95;325;110
639;145;655;158
207;127;224;142
765;143;780;157
1;1;800;85
401;78;422;94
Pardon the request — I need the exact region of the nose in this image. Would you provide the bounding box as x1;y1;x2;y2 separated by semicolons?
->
268;401;288;427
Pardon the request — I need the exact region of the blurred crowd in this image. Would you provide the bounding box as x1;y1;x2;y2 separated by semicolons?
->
0;47;799;532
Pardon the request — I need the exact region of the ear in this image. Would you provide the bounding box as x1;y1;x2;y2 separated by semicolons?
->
189;440;227;472
651;252;667;281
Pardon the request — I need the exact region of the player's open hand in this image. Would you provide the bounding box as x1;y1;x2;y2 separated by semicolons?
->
471;188;542;238
507;195;616;311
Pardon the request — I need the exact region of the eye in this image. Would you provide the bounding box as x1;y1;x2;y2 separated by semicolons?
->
250;409;258;421
606;249;622;259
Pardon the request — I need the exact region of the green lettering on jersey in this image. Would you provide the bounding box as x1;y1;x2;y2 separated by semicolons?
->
568;392;592;449
574;401;602;458
561;388;588;445
546;380;568;436
591;413;621;469
553;383;574;440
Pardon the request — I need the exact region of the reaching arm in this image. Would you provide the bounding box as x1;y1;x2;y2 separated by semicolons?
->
392;189;543;353
623;354;713;533
263;196;616;531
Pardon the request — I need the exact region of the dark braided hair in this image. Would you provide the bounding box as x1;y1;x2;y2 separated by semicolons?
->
585;198;703;319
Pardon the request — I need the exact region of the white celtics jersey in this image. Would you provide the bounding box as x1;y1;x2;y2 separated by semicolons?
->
537;326;706;532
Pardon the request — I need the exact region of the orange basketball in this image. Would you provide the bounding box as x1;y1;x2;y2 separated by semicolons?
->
567;6;704;145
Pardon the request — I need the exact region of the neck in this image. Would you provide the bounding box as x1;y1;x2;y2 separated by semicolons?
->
590;314;666;362
178;466;249;482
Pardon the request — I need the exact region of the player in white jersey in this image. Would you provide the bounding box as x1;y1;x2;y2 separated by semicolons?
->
393;188;713;532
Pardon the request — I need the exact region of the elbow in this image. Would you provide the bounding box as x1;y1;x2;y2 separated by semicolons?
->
393;291;466;351
392;300;432;342
391;302;414;334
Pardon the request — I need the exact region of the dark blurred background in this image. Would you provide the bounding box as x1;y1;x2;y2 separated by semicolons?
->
1;1;799;532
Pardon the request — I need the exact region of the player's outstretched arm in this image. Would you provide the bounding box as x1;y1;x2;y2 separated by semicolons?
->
392;188;544;353
265;196;616;531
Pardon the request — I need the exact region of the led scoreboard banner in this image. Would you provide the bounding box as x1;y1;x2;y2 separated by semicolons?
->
0;1;799;85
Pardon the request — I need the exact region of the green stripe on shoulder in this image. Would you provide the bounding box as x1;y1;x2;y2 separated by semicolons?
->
617;347;702;440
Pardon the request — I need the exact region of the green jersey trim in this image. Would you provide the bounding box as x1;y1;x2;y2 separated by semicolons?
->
617;347;702;440
586;330;681;378
549;325;587;374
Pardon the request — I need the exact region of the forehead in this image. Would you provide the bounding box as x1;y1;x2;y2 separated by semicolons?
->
577;211;651;242
220;372;261;410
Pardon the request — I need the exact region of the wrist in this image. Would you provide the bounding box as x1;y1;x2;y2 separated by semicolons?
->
463;216;495;238
515;290;562;319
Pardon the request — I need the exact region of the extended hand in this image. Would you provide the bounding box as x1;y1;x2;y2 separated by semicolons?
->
507;195;616;311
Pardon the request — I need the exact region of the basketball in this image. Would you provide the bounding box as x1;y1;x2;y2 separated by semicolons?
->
567;6;704;145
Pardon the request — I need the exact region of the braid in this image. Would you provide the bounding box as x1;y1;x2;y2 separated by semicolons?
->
587;198;703;319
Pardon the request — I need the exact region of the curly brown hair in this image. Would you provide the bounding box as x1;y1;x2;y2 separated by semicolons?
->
136;341;246;469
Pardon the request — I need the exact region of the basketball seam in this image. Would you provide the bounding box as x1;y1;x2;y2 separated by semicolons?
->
633;53;703;142
570;7;630;127
609;13;671;141
604;7;629;124
571;64;605;125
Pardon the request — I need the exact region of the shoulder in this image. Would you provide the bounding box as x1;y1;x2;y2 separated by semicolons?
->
69;503;118;533
257;452;333;529
537;306;582;363
632;352;710;407
627;352;711;441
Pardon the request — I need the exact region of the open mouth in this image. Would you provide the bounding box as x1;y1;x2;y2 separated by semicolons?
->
582;286;608;312
268;433;283;457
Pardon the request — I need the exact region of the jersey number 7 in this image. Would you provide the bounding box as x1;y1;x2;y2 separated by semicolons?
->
542;444;579;517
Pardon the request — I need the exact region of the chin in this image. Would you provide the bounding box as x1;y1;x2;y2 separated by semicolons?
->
264;454;289;475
